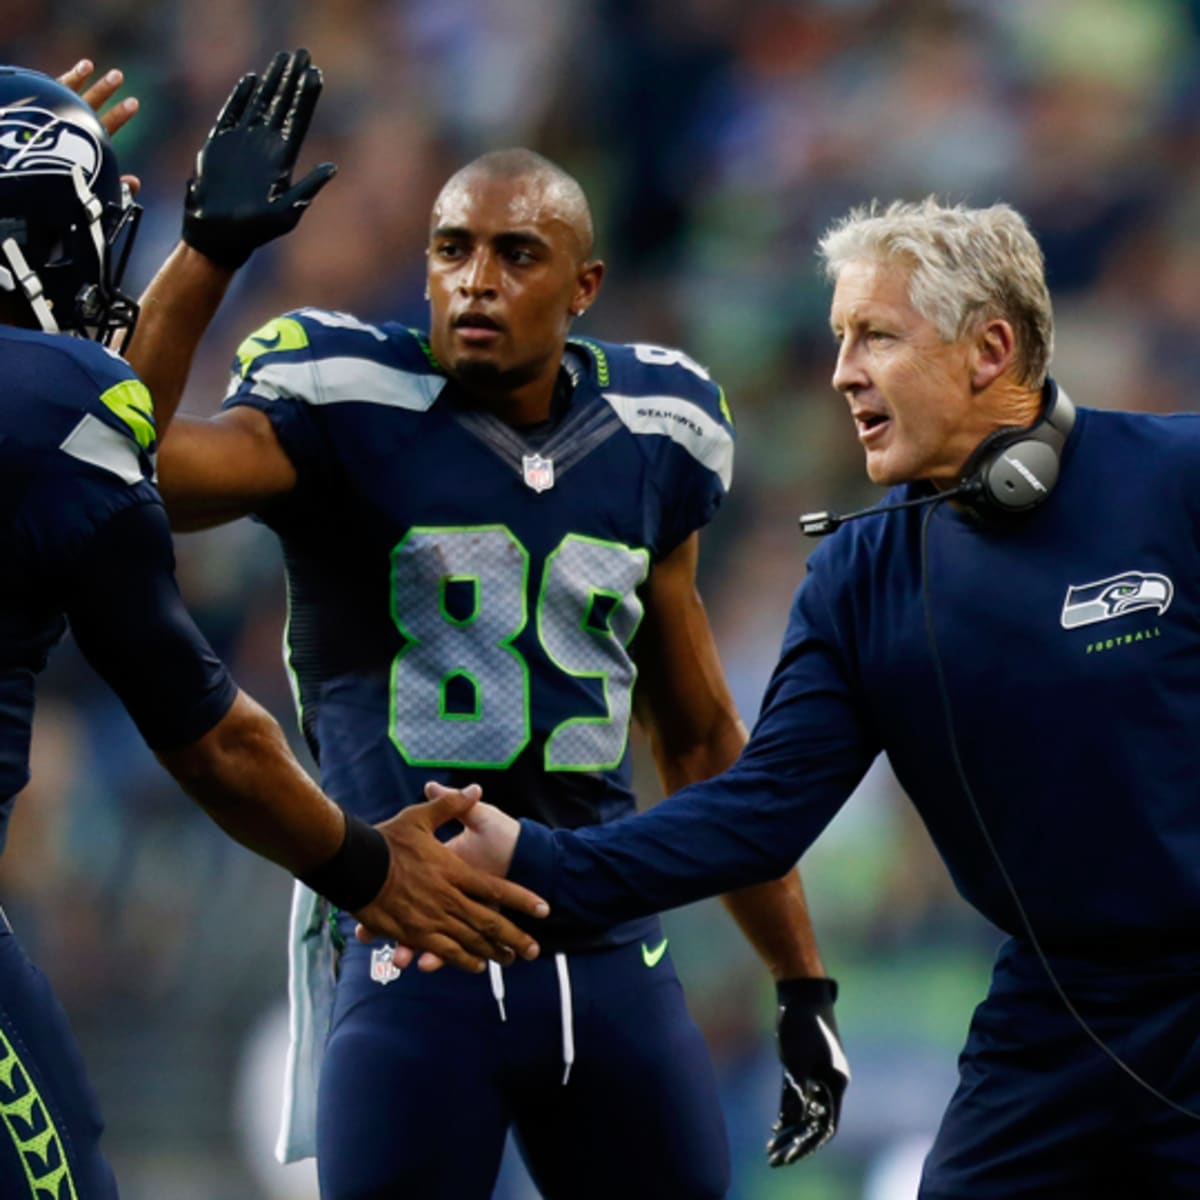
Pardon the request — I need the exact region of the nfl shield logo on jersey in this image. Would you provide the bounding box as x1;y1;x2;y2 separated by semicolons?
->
522;453;555;493
370;945;401;985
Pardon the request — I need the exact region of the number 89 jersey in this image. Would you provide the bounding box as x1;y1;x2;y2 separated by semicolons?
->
225;309;734;943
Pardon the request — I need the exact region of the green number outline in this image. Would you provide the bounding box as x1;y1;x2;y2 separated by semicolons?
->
389;525;531;768
537;533;649;772
439;574;480;627
438;669;482;722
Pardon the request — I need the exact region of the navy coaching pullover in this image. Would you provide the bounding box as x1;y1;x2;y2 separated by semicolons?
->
513;390;1200;958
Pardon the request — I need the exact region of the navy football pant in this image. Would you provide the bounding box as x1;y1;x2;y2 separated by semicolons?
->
316;936;730;1200
0;920;117;1200
921;937;1200;1199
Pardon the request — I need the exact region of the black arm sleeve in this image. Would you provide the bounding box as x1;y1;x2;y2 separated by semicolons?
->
62;500;239;751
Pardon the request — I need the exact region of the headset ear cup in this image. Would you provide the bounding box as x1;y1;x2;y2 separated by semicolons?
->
958;425;1020;508
980;438;1061;511
958;388;1074;519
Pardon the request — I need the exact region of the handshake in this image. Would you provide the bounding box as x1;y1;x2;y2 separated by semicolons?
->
378;779;850;1170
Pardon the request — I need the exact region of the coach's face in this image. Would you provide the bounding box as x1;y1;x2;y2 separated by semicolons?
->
426;172;601;399
830;258;989;487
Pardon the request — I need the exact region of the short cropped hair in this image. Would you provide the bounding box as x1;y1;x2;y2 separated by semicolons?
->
818;198;1054;387
442;148;595;259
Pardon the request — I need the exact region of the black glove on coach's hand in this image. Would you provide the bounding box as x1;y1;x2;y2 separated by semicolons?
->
182;48;336;269
767;976;850;1167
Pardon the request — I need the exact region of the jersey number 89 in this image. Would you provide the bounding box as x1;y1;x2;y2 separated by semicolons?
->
390;526;649;771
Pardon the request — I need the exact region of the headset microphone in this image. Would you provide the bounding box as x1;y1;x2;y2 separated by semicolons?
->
799;385;1076;537
799;481;981;537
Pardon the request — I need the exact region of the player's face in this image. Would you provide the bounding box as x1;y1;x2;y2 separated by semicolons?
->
426;173;598;396
830;258;986;486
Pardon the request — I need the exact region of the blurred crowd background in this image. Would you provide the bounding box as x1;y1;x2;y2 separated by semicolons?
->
5;0;1200;1196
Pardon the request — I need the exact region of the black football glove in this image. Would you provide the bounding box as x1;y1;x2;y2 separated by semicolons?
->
767;976;849;1167
182;48;336;268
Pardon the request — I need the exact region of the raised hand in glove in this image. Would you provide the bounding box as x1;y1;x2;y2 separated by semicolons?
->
182;48;336;268
767;976;850;1167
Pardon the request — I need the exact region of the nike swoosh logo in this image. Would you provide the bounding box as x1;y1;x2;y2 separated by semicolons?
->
641;937;668;968
252;332;283;350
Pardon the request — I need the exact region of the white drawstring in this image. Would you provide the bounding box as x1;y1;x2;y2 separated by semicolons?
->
555;952;575;1086
486;953;575;1086
488;960;507;1023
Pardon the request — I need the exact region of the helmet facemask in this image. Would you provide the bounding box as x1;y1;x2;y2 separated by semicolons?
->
55;167;143;345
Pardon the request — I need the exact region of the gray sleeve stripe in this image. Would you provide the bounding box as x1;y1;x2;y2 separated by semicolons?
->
59;414;143;484
603;392;733;489
247;356;443;411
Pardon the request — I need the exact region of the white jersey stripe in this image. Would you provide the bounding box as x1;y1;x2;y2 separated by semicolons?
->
249;356;444;412
59;413;142;484
603;392;733;490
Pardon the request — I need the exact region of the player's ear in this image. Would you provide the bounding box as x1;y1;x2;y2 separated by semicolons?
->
570;259;604;320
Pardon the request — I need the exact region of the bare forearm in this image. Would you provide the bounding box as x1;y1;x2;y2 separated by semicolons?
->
157;690;343;876
722;873;826;980
128;242;234;437
648;705;746;796
160;693;548;970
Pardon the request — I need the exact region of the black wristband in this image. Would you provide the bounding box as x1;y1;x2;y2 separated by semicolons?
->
776;977;839;1007
298;812;390;912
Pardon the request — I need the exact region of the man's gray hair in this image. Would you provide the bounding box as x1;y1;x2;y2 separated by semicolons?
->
818;197;1054;387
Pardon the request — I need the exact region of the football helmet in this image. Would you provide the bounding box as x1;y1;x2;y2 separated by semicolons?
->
0;66;141;343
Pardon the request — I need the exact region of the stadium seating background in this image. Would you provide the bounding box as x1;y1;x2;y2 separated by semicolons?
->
5;2;1198;1195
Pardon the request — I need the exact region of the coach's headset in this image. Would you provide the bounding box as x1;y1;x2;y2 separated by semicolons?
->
800;382;1200;1123
798;380;1075;535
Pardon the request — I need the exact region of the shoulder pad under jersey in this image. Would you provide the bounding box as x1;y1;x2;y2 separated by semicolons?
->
571;336;735;490
0;329;156;485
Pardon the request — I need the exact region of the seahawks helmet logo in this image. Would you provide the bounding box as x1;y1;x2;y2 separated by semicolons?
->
0;103;101;184
1060;570;1174;630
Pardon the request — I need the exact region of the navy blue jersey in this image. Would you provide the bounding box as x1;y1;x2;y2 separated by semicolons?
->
513;392;1200;956
0;326;237;835
225;309;734;948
